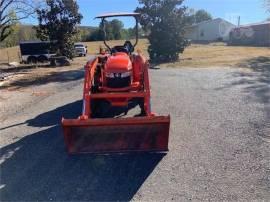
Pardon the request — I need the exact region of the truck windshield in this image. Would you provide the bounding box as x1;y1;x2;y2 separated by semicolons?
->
75;45;84;48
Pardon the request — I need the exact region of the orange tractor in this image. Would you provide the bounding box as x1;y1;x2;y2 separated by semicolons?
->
62;13;170;154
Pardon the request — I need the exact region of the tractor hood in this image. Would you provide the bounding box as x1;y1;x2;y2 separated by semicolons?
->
105;53;132;73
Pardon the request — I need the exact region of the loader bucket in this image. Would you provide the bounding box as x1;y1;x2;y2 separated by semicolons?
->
62;116;170;154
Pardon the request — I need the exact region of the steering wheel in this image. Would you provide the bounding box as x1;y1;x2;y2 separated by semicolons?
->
111;41;134;54
112;46;129;54
124;41;134;53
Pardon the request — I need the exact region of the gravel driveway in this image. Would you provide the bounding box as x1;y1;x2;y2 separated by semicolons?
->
0;67;269;201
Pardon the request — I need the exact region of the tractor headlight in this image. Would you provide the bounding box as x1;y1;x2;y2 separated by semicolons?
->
121;71;131;78
105;72;131;78
105;72;115;78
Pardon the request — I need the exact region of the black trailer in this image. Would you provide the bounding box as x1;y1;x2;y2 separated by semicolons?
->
19;41;56;63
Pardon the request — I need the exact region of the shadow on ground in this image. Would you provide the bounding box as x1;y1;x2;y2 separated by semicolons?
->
217;56;270;105
0;65;84;90
0;100;82;131
0;98;142;131
218;56;270;140
233;56;270;106
238;56;270;77
0;100;164;201
0;63;50;73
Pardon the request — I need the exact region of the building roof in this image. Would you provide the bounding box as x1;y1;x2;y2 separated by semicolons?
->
237;21;270;28
188;18;235;28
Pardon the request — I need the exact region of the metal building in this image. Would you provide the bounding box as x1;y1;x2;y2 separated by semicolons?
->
229;21;270;47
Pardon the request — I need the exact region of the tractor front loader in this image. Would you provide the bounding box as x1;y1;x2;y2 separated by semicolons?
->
62;13;170;154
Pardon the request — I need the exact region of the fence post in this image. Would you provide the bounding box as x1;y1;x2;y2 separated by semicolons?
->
7;50;10;64
18;51;22;63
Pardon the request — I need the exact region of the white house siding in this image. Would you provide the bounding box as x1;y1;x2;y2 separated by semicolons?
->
185;18;236;42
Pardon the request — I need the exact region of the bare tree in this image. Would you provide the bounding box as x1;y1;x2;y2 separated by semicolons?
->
0;0;41;42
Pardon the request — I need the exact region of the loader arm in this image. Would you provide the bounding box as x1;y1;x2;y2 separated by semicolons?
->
80;58;99;119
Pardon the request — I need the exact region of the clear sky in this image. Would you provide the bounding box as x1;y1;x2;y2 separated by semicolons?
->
22;0;269;27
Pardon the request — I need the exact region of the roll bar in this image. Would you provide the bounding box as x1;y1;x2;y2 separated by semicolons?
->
96;13;140;53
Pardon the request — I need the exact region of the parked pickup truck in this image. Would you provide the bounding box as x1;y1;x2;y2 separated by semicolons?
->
74;43;87;57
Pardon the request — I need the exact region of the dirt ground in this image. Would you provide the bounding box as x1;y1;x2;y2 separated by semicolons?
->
0;56;89;90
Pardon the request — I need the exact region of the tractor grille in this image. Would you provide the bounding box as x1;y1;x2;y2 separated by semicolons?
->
107;76;131;88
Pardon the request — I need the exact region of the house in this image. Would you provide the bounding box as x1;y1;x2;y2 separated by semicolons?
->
228;21;270;47
185;18;236;42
